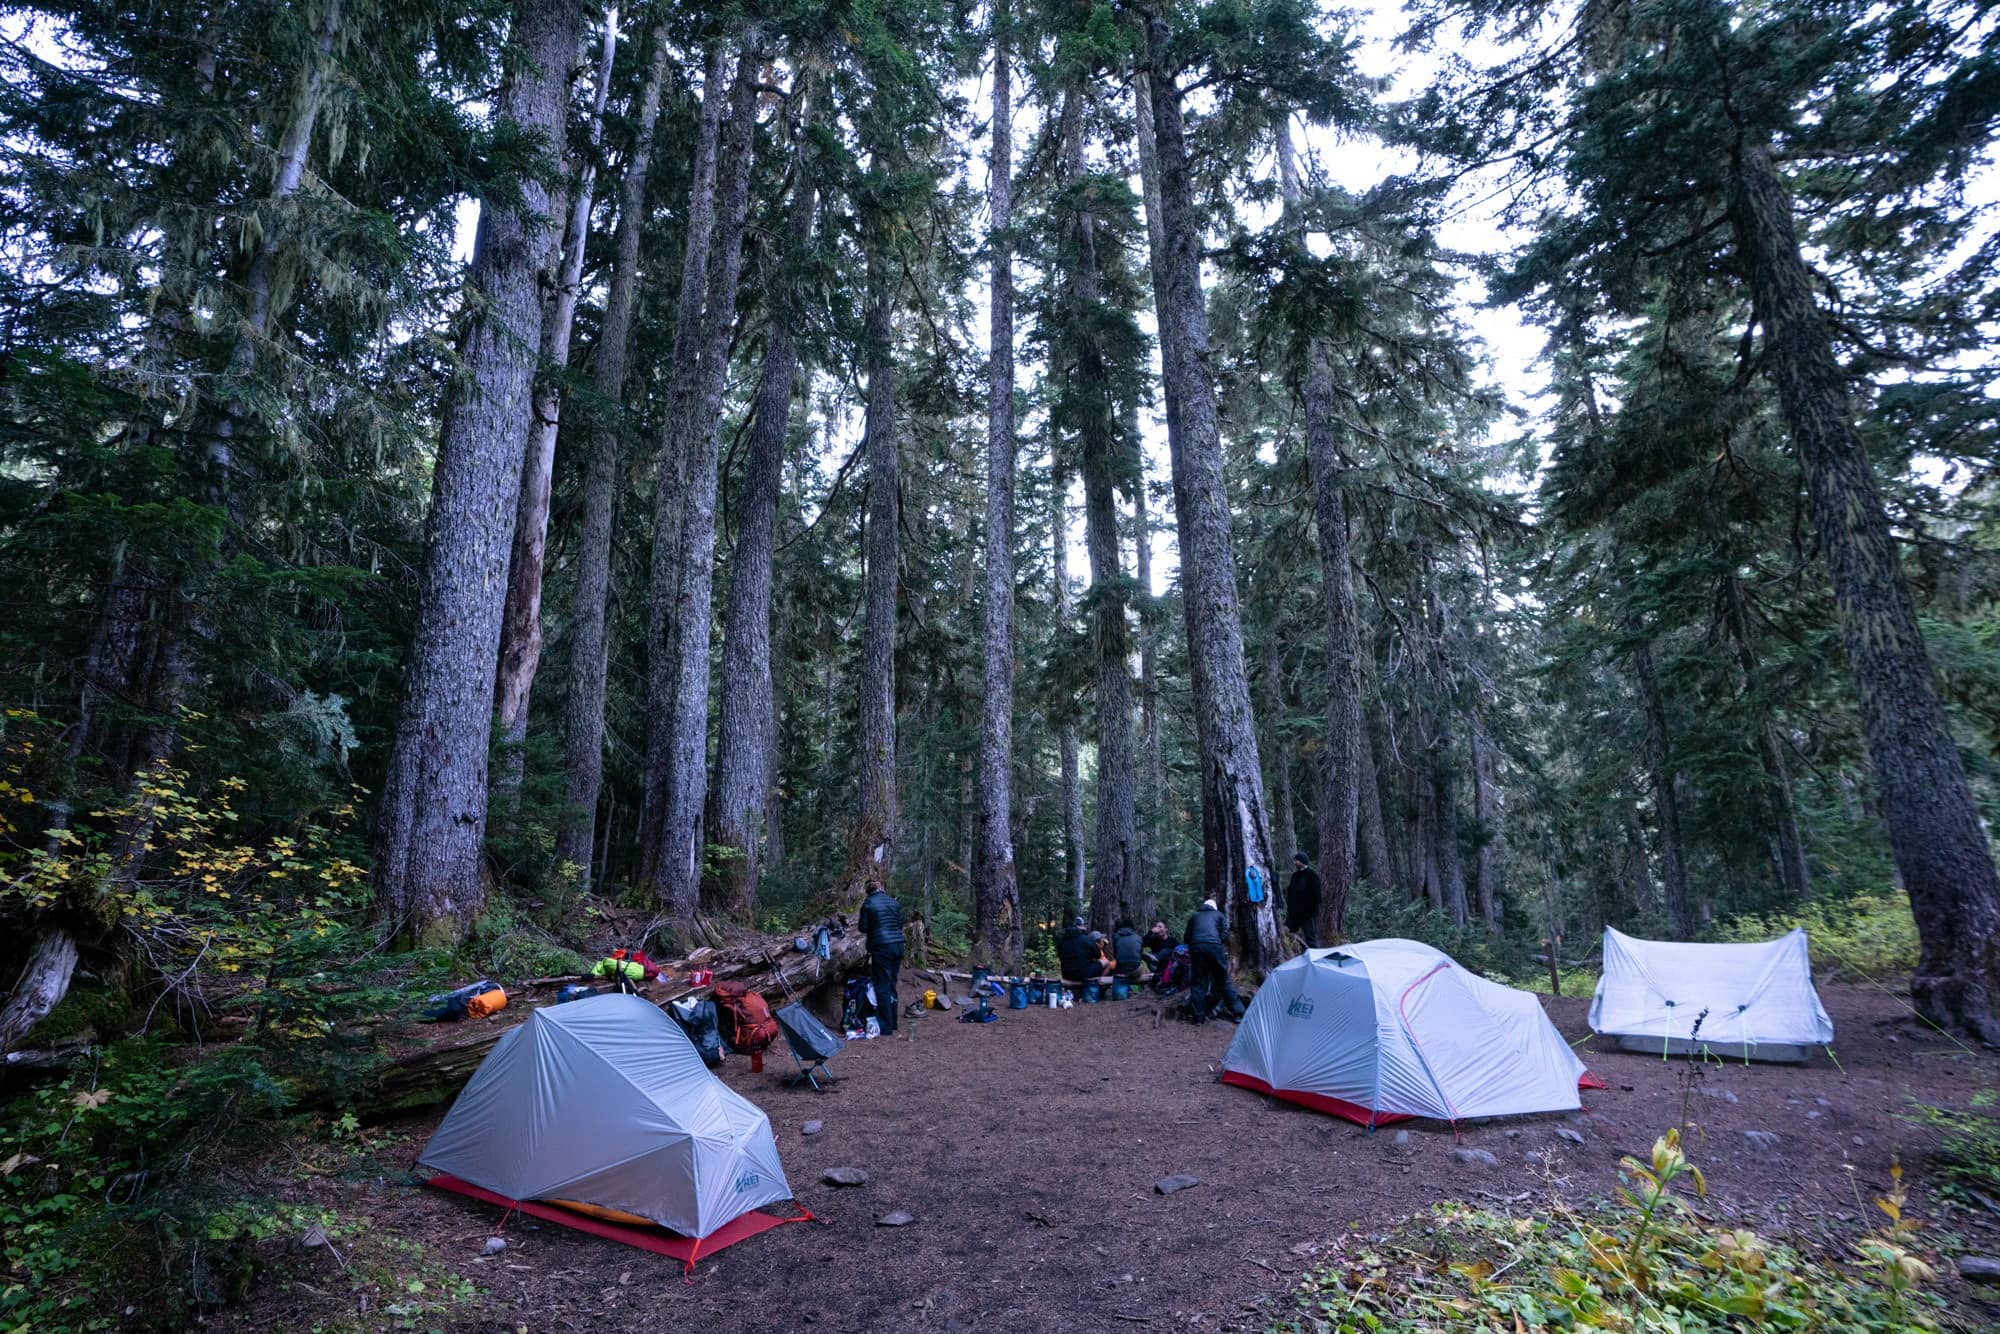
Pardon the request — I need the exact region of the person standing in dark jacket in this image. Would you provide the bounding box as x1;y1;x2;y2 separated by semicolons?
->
1284;853;1323;948
859;881;904;1034
1184;898;1244;1021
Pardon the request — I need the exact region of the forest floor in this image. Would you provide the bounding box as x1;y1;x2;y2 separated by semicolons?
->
219;980;2000;1332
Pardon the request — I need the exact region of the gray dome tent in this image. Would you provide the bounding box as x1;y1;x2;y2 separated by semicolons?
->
418;993;795;1243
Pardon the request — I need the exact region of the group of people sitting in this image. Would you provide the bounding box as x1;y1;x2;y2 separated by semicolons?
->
1054;899;1249;1023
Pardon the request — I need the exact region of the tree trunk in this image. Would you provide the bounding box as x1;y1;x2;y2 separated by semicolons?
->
636;43;731;892
1630;632;1694;938
0;929;80;1057
1262;654;1295;873
493;15;617;799
1131;66;1167;932
1729;137;2000;1038
558;21;673;882
710;91;816;919
846;255;899;887
372;0;585;944
1435;762;1470;927
973;0;1022;966
1470;717;1500;932
1354;699;1392;891
1052;482;1087;914
1275;121;1361;946
1139;14;1280;974
1063;93;1139;934
646;39;761;920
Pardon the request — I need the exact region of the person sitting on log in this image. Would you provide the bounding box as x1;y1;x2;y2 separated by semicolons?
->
1057;915;1114;988
1111;920;1144;982
1140;919;1173;972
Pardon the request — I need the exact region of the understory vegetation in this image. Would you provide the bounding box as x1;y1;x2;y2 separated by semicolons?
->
1279;1133;1961;1332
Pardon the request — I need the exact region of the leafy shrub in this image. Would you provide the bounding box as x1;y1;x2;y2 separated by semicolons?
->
1277;1130;1954;1331
1717;891;1920;980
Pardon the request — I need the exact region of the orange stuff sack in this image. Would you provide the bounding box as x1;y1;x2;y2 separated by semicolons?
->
548;1198;655;1227
464;986;508;1020
713;981;777;1053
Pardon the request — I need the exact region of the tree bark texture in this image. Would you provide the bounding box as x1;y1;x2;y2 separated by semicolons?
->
710;93;817;919
1063;97;1139;935
973;0;1022;965
635;43;730;891
372;0;585;943
1052;483;1087;914
1355;699;1391;892
1471;717;1500;932
1730;137;2000;1039
0;928;80;1057
848;256;899;885
493;14;617;796
649;42;761;918
558;22;673;881
1140;14;1280;974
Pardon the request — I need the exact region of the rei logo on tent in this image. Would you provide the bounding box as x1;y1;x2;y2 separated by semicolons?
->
734;1171;763;1193
1286;997;1315;1019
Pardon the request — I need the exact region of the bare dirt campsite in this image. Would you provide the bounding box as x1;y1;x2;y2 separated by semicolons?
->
214;981;1999;1332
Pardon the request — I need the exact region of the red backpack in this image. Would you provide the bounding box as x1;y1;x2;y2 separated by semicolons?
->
713;981;778;1053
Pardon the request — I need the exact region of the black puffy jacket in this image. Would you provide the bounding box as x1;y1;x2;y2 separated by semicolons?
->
1185;907;1229;951
860;890;904;951
1056;926;1101;981
1285;866;1322;932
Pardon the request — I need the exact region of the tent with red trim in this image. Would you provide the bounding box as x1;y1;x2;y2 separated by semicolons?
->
1221;939;1596;1127
417;994;797;1248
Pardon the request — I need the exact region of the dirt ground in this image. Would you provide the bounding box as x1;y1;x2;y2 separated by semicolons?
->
231;978;2000;1332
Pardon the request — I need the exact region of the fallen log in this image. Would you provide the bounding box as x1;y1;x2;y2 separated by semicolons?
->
347;922;867;1120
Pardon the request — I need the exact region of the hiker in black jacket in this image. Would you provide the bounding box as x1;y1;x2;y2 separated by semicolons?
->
1111;920;1144;981
1057;916;1114;984
1285;853;1323;948
859;881;904;1035
1183;898;1244;1022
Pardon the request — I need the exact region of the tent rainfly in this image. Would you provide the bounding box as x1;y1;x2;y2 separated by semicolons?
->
418;994;802;1260
1221;939;1600;1127
1589;926;1833;1063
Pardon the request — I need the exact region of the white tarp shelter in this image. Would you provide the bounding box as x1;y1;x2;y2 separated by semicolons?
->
1221;939;1595;1127
418;993;793;1238
1589;926;1833;1063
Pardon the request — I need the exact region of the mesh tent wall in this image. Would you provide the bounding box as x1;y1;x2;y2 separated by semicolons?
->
1588;926;1833;1061
418;994;793;1238
1221;939;1593;1126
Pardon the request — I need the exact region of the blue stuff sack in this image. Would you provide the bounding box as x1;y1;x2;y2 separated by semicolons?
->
1111;980;1131;1001
556;983;594;1005
1008;982;1028;1010
1026;980;1045;1005
1246;864;1266;904
1082;982;1101;1004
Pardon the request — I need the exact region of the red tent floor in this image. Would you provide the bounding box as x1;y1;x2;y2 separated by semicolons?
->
425;1174;811;1273
1221;1070;1610;1127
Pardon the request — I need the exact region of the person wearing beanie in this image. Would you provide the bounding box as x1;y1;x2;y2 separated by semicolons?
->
1057;912;1113;986
1285;852;1323;948
1182;897;1243;1022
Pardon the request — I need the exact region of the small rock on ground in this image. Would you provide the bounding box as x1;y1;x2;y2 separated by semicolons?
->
1453;1148;1499;1168
1154;1174;1200;1195
803;1120;824;1136
1554;1127;1585;1144
1698;1087;1739;1104
1391;1130;1410;1148
823;1167;869;1187
877;1210;917;1227
1743;1130;1781;1154
1957;1256;2000;1283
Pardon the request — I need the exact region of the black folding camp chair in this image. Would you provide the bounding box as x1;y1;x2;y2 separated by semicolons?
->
774;1001;845;1092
